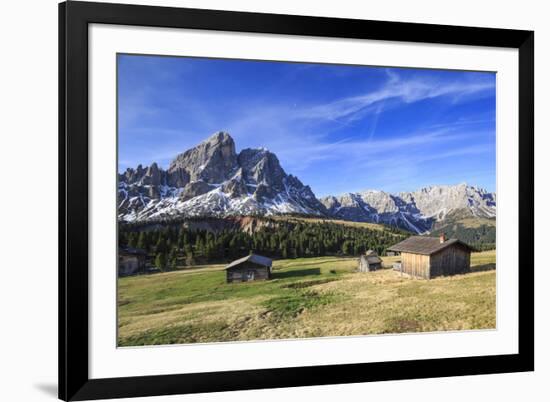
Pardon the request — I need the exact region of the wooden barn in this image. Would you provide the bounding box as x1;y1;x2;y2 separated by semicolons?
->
118;247;147;276
387;234;474;279
358;250;382;272
225;254;272;283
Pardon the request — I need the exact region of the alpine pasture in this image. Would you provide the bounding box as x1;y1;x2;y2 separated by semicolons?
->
117;250;496;346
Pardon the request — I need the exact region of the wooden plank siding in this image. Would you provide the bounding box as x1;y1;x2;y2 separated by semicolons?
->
401;252;431;279
226;261;271;283
401;244;471;279
389;236;473;279
430;245;470;277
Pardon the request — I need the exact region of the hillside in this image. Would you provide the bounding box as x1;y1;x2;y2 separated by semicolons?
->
430;217;496;250
321;183;496;235
119;216;408;267
269;215;400;232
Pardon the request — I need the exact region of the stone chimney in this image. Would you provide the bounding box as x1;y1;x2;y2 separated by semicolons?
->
439;233;446;244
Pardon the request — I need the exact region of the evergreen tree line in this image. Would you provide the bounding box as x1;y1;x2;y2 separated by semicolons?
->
430;223;496;251
119;220;408;270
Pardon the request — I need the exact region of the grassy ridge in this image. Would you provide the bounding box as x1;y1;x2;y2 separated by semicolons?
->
118;251;496;346
431;216;496;250
269;215;402;232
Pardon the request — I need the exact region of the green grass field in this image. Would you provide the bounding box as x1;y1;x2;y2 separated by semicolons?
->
117;250;496;346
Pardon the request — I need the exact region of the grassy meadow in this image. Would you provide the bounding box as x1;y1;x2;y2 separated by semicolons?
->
117;250;496;346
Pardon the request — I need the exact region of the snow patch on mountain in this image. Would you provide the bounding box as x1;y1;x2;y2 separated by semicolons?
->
118;132;327;222
320;183;496;234
117;131;496;234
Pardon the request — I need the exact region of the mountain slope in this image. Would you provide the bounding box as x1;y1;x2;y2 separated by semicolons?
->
118;131;496;239
118;132;327;222
320;183;496;234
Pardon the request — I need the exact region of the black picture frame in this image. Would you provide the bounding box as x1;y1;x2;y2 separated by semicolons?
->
59;1;534;400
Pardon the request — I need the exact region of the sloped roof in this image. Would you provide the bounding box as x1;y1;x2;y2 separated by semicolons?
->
225;254;273;270
366;255;382;264
119;246;147;256
387;236;474;255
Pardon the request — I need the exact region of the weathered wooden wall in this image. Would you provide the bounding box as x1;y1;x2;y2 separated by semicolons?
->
430;245;470;277
401;252;430;279
358;256;369;272
119;255;144;276
358;256;382;272
226;261;271;283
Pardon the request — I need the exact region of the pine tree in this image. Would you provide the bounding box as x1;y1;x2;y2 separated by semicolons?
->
127;232;138;248
168;248;178;271
137;231;148;251
119;216;411;264
155;252;167;271
185;251;195;266
155;234;167;254
342;240;354;255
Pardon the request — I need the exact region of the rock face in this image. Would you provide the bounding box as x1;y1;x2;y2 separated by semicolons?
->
167;131;237;185
320;184;496;234
118;131;496;233
118;132;327;222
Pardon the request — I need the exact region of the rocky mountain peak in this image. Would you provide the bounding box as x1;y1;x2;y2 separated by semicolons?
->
358;190;398;214
399;183;496;220
118;132;328;221
117;132;496;231
167;131;238;185
237;148;286;190
322;183;496;234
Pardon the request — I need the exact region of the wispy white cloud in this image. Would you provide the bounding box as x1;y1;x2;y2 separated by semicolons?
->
276;129;488;174
356;140;494;169
293;70;495;123
214;70;495;180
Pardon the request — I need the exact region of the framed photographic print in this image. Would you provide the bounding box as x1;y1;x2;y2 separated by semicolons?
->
59;1;534;400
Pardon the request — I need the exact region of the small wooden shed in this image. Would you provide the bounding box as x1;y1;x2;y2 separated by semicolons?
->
118;247;147;276
387;234;474;279
225;254;272;283
358;250;382;272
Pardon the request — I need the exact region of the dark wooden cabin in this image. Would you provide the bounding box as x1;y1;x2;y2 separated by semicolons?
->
358;250;382;272
387;234;474;279
225;254;272;283
118;247;147;276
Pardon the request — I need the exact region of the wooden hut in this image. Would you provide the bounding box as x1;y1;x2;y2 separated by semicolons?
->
387;234;473;279
118;247;147;276
358;250;382;272
225;254;272;283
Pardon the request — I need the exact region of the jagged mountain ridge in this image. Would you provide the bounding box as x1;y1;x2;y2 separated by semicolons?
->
118;132;327;221
118;131;496;235
320;184;496;234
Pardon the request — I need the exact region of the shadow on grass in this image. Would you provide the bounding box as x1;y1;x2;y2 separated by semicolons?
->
470;263;496;273
283;277;338;289
272;268;321;279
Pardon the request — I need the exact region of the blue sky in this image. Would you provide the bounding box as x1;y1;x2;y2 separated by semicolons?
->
118;54;496;197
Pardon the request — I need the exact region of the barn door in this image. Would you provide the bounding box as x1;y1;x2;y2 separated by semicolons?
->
246;270;255;281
